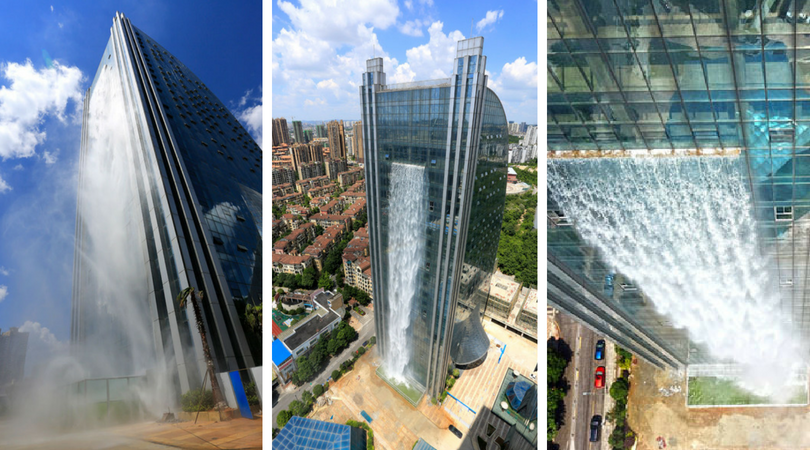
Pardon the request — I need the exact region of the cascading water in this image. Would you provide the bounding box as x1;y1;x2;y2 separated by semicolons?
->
548;156;805;397
385;163;426;383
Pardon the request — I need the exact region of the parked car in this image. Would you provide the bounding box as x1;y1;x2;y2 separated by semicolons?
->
594;366;605;388
589;415;602;442
594;339;605;360
449;425;463;439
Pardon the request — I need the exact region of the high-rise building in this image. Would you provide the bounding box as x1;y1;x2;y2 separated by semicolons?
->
327;120;346;160
316;124;327;139
303;129;313;143
72;13;262;393
307;142;324;163
547;2;810;369
518;122;527;133
325;158;348;180
273;118;290;146
0;328;28;386
361;37;508;399
292;120;304;143
352;120;364;163
273;165;296;186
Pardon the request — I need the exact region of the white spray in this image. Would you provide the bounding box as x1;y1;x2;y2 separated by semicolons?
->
548;156;805;398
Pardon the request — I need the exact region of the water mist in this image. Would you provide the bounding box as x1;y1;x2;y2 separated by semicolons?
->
548;156;806;398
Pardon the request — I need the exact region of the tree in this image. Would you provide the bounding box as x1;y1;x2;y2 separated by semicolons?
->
176;287;224;409
358;346;366;355
289;399;305;417
331;369;341;380
245;303;262;334
318;271;333;290
609;377;630;401
313;384;324;397
301;390;313;405
315;225;325;236
548;346;568;384
277;409;292;428
369;336;376;345
303;194;311;207
327;338;339;355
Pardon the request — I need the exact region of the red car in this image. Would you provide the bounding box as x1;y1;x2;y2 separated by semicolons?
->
594;366;606;388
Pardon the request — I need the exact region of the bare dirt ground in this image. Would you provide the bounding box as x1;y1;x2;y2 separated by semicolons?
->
628;359;810;449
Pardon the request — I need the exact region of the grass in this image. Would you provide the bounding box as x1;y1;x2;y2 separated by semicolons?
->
688;376;808;406
272;308;306;331
376;366;423;406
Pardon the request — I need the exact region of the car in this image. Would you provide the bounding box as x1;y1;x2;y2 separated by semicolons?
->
449;425;463;439
594;366;606;388
589;415;602;442
363;340;369;347
594;339;605;360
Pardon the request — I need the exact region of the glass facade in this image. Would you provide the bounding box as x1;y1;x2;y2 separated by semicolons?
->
72;13;261;394
548;0;810;367
362;37;509;397
273;416;366;450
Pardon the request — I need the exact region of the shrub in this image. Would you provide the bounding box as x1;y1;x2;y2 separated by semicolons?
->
180;389;213;412
369;336;376;345
332;370;341;381
277;410;292;428
244;381;260;405
313;384;324;397
358;347;366;355
452;368;460;378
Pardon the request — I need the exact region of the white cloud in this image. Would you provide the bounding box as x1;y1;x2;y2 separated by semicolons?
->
390;62;416;83
304;98;326;106
404;0;413;9
50;5;53;12
43;148;59;164
0;285;7;302
487;57;538;123
12;164;22;170
19;320;68;353
234;88;262;149
317;79;340;90
0;175;9;194
399;19;424;37
476;10;505;32
0;266;8;276
0;59;83;161
404;21;465;79
277;0;399;45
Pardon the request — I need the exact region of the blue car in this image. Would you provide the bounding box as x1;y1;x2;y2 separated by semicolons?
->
594;339;605;360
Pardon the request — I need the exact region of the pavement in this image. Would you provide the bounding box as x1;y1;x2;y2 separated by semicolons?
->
272;315;376;428
555;311;609;450
0;418;262;450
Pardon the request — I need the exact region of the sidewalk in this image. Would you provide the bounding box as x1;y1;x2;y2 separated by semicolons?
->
602;343;617;450
112;418;262;450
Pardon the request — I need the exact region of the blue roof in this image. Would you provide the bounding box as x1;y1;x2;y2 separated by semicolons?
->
272;338;292;367
272;416;355;450
413;438;438;450
506;380;532;409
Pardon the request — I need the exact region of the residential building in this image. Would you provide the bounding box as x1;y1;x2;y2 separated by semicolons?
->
272;253;314;275
309;212;351;230
295;175;330;195
273;191;304;207
298;162;325;181
276;292;341;359
325;158;348;180
273;118;290;146
287;205;311;218
292;120;304;143
271;338;296;385
0;328;28;386
273;416;367;450
352;120;364;163
303;129;313;143
507;167;517;183
307;142;324;164
273;222;315;255
327;120;346;160
73;13;260;392
361;37;508;398
272;183;296;197
316;124;326;139
303;223;345;271
344;198;366;223
272;166;296;186
337;167;363;187
307;183;338;198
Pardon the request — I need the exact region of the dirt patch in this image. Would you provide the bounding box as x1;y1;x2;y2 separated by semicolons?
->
628;359;810;449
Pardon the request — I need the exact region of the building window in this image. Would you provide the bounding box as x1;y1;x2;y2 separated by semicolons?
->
775;206;793;222
547;210;572;227
780;278;794;286
429;201;434;212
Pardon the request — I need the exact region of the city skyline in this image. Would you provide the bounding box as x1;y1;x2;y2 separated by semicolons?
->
272;0;538;124
0;1;261;376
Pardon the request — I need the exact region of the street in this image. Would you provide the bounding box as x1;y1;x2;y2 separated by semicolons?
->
272;314;376;428
556;312;608;450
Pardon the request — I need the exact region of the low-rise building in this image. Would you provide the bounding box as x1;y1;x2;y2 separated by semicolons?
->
484;274;521;322
273;416;367;449
309;212;350;230
277;292;342;359
271;338;296;384
507;167;518;183
273;191;303;207
308;182;338;198
287;205;311;218
324;158;348;180
310;196;331;209
272;183;296;197
295;175;330;195
271;253;314;274
337;167;363;187
272;166;296;186
303;223;345;271
344;198;366;222
272;219;285;241
321;198;343;215
339;190;366;204
273;222;315;255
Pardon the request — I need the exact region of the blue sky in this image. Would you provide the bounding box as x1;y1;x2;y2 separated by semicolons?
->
271;0;538;124
0;1;261;373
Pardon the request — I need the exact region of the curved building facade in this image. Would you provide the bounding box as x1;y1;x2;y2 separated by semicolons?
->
361;37;508;398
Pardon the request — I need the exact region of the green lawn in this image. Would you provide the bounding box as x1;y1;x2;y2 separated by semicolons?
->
687;376;807;406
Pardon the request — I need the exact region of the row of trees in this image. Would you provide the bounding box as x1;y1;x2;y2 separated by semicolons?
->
498;191;538;286
607;347;636;450
288;321;359;386
547;338;571;444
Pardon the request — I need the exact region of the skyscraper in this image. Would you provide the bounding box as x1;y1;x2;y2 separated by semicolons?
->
327;120;346;160
0;328;28;386
361;37;508;399
352;120;364;163
316;124;327;139
547;1;810;370
72;13;262;394
292;120;305;143
273;117;290;146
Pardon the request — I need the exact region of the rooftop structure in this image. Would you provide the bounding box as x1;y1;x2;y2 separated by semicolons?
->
272;416;366;450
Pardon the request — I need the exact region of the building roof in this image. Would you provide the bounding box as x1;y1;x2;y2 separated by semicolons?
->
280;304;341;351
507;167;517;175
272;416;365;450
413;439;437;450
272;338;293;366
489;275;520;303
272;320;282;338
272;253;313;265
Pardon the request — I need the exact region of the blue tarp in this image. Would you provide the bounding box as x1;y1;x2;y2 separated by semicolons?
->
272;338;292;367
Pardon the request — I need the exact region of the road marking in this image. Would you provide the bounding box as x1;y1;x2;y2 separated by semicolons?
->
578;335;582;350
